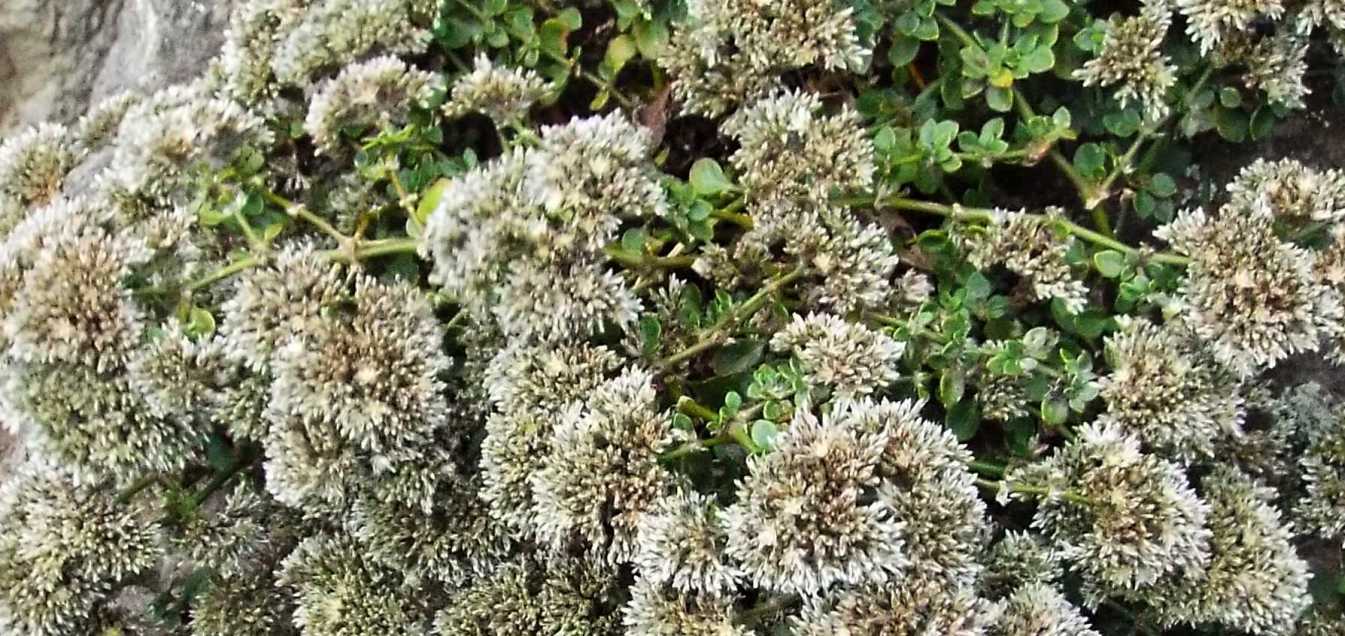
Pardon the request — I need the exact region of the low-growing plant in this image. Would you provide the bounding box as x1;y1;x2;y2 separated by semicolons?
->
0;0;1344;634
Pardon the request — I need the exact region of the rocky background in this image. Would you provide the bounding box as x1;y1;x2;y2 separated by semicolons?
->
0;0;239;479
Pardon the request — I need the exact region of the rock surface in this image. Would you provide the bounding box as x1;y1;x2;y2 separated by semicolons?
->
0;0;239;480
0;0;238;133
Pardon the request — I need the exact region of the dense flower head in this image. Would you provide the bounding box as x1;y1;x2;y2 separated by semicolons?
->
632;490;738;594
843;398;990;589
189;570;295;636
271;0;433;87
770;312;904;399
433;558;624;636
958;209;1090;314
1288;389;1345;543
0;461;162;636
3;210;149;373
264;274;452;513
422;113;663;341
793;574;1000;636
180;482;294;581
663;0;869;116
724;91;875;204
981;531;1063;598
532;367;682;563
478;342;624;535
1176;0;1286;54
1075;1;1177;121
1227;158;1345;222
442;54;549;124
1217;28;1311;108
304;55;435;154
215;0;307;104
278;531;428;635
1157;203;1343;377
1148;467;1312;635
724;405;906;595
0;123;77;234
1098;317;1245;460
702;202;900;315
221;243;348;370
350;474;512;588
1008;422;1211;603
621;579;746;636
989;583;1101;636
112;84;274;201
73;91;142;153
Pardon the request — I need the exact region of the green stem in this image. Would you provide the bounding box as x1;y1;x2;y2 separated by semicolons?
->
834;194;1191;267
262;189;348;244
677;396;720;422
115;474;162;504
976;477;1093;507
711;198;753;229
326;237;420;262
191;457;254;508
968;460;1006;479
735;594;801;627
185;255;263;292
604;245;697;270
656;267;806;370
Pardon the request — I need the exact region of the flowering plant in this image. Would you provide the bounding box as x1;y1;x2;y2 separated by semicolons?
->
1;0;1344;634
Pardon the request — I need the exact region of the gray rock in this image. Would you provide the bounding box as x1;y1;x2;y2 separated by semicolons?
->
0;0;238;133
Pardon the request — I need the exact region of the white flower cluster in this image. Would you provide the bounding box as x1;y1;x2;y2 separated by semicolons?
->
771;312;904;399
421;112;665;342
958;208;1091;314
1158;169;1344;377
663;0;869;116
1075;0;1177;121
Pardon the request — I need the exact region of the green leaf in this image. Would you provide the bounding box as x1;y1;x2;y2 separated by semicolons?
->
416;178;450;226
1092;250;1126;278
602;35;638;76
621;227;647;254
986;86;1013;112
712;339;765;376
205;434;234;472
947;399;980;441
939;368;966;406
185;307;216;337
889;33;922;66
751;420;780;451
1148;173;1178;198
1041;397;1070;426
689;158;733;196
1218;87;1243;109
1073;143;1107;178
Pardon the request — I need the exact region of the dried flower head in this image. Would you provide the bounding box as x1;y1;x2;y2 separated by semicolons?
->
532;368;682;563
663;0;869;116
958;209;1090;314
1008;422;1211;603
1227;158;1345;223
1149;467;1312;636
0;124;76;234
221;243;348;371
1075;1;1177;121
632;490;738;595
1098;317;1245;461
304;55;435;154
794;574;1000;636
990;583;1101;636
622;579;746;636
0;461;162;636
443;54;549;124
843;398;990;589
277;532;428;635
724;405;906;595
771;313;904;399
271;0;433;87
981;531;1063;598
1156;204;1342;377
724;91;874;204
